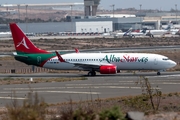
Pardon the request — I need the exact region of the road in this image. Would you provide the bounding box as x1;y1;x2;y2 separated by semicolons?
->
0;72;179;107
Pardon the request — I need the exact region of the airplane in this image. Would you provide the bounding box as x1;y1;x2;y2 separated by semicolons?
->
10;23;177;76
113;28;133;38
145;23;174;37
128;29;147;38
170;29;179;35
162;24;180;35
114;28;147;38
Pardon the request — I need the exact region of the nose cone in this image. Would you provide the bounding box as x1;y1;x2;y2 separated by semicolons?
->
170;60;177;68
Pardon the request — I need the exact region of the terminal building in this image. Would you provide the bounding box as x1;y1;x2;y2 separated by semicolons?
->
68;12;180;32
69;0;180;32
68;0;180;32
16;12;180;34
0;0;180;33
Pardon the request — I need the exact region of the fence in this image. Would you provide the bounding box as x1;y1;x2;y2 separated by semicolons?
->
0;67;54;74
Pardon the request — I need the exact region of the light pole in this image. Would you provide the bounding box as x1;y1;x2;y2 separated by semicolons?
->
139;4;142;16
140;4;142;29
17;4;20;20
25;5;28;33
175;4;177;24
110;4;115;18
112;4;115;18
70;5;73;20
70;5;73;32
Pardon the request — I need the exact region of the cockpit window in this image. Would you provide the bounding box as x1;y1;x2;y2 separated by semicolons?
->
162;58;169;60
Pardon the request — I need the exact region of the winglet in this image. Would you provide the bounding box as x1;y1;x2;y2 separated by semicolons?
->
55;51;65;62
75;48;79;53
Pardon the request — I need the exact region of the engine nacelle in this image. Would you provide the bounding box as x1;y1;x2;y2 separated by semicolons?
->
100;65;117;74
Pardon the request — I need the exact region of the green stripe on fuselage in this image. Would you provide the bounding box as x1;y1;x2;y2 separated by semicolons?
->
15;53;56;66
14;51;68;66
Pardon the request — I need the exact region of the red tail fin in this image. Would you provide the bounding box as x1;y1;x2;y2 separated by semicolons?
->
10;23;49;54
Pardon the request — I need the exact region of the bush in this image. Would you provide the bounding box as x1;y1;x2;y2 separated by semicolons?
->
73;107;96;120
4;92;47;120
99;106;125;120
52;98;96;120
124;95;152;113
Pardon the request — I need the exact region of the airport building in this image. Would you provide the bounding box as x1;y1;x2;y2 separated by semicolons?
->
0;24;9;32
9;12;180;34
16;21;112;34
69;12;180;32
0;0;180;33
70;15;142;31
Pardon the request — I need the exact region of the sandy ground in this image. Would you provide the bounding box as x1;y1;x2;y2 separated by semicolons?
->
0;37;180;73
0;37;180;119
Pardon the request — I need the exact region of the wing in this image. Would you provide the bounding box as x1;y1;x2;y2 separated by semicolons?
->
70;62;111;69
55;51;112;70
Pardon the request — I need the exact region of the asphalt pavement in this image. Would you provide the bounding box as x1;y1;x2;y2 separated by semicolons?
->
0;72;179;107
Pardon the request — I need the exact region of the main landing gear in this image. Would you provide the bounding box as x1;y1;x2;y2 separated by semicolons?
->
157;72;161;75
88;71;96;76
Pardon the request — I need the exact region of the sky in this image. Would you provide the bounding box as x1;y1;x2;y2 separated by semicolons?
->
0;0;179;11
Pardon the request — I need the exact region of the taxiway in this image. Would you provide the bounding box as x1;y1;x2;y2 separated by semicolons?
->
0;72;179;106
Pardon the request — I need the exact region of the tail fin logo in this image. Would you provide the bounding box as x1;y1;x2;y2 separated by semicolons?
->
16;37;29;49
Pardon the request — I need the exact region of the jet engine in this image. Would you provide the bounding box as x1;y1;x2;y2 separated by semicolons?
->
100;65;117;74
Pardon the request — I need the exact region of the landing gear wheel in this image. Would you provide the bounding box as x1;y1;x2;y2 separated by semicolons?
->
151;34;154;38
88;71;96;76
157;72;161;75
88;71;92;76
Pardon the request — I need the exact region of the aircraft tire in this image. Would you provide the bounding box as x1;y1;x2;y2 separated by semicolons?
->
88;72;92;76
88;71;96;76
157;72;161;75
132;35;135;38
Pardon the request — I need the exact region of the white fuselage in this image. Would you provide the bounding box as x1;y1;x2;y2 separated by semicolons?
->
130;32;145;36
147;30;168;35
170;29;179;35
43;53;176;71
114;32;127;37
